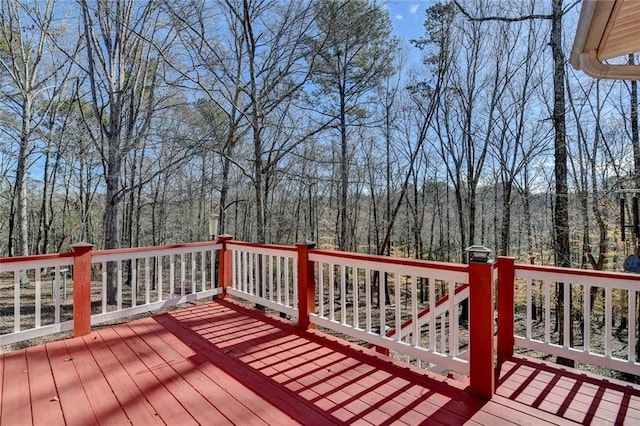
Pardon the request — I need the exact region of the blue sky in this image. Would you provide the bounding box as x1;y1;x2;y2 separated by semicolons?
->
386;1;431;42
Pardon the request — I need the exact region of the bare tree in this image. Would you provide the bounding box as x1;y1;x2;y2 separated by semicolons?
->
164;0;321;243
454;0;579;366
423;2;512;262
452;0;578;265
0;0;76;259
490;14;548;256
78;0;192;302
309;0;397;251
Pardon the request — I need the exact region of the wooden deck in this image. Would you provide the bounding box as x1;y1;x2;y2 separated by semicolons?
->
1;299;639;425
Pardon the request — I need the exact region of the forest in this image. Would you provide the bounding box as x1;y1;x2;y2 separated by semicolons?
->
0;0;638;273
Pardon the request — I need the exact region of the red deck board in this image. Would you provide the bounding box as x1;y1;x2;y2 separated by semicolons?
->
3;299;640;425
2;350;32;425
46;338;99;425
113;321;234;425
495;355;640;425
25;345;65;425
142;325;298;426
97;325;199;425
155;311;334;426
63;337;130;425
494;395;581;425
130;317;276;426
81;332;163;425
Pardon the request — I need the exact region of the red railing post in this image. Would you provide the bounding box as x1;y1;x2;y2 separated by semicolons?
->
468;260;496;399
217;235;233;298
296;240;316;330
497;256;515;365
71;242;94;337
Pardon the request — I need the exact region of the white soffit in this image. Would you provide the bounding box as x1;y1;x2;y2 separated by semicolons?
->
571;0;640;80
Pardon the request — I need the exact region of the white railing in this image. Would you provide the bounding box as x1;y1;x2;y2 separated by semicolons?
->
514;264;640;375
309;250;470;374
227;242;298;318
0;254;75;346
0;242;221;346
6;238;638;382
90;242;221;326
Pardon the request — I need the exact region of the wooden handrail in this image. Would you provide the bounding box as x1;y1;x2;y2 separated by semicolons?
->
309;248;468;273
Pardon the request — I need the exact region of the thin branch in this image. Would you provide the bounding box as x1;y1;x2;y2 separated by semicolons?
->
563;0;582;16
453;0;551;22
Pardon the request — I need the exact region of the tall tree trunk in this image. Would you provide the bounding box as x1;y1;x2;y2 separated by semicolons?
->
14;101;32;285
126;150;138;249
446;175;451;262
500;183;512;256
454;183;467;263
632;55;640;191
339;93;349;251
631;55;640;260
588;84;607;271
38;138;52;254
16;99;32;261
134;150;145;247
243;0;265;244
104;140;122;303
628;55;640;364
551;1;570;268
220;155;231;234
551;0;572;366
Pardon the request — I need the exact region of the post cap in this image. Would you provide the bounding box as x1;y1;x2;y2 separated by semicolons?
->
70;242;94;252
296;240;316;248
465;245;492;263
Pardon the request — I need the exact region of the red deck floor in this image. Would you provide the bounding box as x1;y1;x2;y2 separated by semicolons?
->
1;299;639;425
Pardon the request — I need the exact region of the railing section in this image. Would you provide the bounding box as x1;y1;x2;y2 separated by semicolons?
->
90;242;221;326
0;253;75;346
513;264;640;376
0;242;221;346
227;242;298;318
308;250;470;375
5;238;639;384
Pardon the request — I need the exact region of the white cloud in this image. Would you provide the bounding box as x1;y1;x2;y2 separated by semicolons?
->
410;4;420;14
395;14;403;20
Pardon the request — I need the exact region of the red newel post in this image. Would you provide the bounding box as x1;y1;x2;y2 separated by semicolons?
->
468;257;496;399
217;235;233;298
497;256;515;365
71;242;94;337
296;240;316;330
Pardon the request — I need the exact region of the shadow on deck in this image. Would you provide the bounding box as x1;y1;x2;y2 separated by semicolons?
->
1;299;639;425
497;353;640;424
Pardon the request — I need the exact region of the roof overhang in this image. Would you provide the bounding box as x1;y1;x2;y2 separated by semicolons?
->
571;0;640;80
